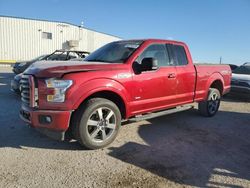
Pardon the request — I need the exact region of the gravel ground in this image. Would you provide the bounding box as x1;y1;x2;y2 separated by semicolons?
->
0;67;249;188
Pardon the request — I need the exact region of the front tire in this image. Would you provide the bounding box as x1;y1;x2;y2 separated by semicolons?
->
198;88;221;117
73;98;121;149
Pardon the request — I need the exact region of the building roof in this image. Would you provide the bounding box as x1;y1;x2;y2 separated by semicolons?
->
0;15;121;39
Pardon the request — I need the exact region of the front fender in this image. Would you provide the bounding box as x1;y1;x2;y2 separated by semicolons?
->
67;78;130;115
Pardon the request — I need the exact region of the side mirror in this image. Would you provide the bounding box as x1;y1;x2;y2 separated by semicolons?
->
141;57;158;72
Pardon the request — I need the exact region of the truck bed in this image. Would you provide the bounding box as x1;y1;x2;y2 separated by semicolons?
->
194;64;231;101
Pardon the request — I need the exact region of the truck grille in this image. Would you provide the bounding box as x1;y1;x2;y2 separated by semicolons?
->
20;75;31;106
20;75;38;107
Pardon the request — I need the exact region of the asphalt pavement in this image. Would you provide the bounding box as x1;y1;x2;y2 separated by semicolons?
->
0;67;249;188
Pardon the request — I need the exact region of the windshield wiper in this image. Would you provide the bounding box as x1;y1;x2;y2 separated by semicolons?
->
85;59;111;63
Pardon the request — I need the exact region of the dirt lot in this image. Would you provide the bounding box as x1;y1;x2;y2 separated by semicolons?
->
0;67;249;188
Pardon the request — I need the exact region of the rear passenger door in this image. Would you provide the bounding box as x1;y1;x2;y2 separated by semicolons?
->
170;44;196;104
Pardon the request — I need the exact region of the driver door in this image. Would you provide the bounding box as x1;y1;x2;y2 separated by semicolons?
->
130;43;177;115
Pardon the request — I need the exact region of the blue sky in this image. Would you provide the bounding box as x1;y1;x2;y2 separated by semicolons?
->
0;0;249;65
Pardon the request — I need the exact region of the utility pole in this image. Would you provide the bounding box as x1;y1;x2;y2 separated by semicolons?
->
219;56;222;64
78;21;84;50
78;21;84;41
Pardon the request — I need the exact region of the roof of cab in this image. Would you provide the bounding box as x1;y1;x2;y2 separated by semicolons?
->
116;39;187;46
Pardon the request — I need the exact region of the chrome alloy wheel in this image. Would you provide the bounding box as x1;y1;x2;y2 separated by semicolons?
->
208;92;220;114
87;107;117;142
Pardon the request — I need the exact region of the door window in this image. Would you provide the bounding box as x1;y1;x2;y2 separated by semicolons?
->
173;45;188;65
137;44;171;67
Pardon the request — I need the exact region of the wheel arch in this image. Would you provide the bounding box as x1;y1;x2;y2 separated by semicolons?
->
69;77;131;118
210;79;223;95
72;87;128;120
206;73;225;96
83;90;127;120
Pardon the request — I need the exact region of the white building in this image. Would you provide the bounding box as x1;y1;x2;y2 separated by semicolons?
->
0;16;121;61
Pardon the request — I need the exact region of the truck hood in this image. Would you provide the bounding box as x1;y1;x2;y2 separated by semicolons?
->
24;60;125;78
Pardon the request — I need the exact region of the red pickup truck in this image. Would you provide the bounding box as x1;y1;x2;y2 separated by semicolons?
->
20;39;231;149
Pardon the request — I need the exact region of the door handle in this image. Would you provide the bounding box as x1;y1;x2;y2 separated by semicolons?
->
168;73;176;78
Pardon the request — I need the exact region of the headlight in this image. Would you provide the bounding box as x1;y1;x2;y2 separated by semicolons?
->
45;79;73;102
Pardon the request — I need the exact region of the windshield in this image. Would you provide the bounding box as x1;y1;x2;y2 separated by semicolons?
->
30;55;47;62
84;41;143;63
233;65;250;75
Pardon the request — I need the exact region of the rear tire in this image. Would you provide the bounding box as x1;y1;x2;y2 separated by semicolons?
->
72;98;121;149
198;88;221;117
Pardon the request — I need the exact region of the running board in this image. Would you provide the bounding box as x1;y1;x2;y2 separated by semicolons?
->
128;104;194;122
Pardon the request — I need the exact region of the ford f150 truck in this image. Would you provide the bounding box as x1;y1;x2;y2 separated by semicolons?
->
19;39;231;149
